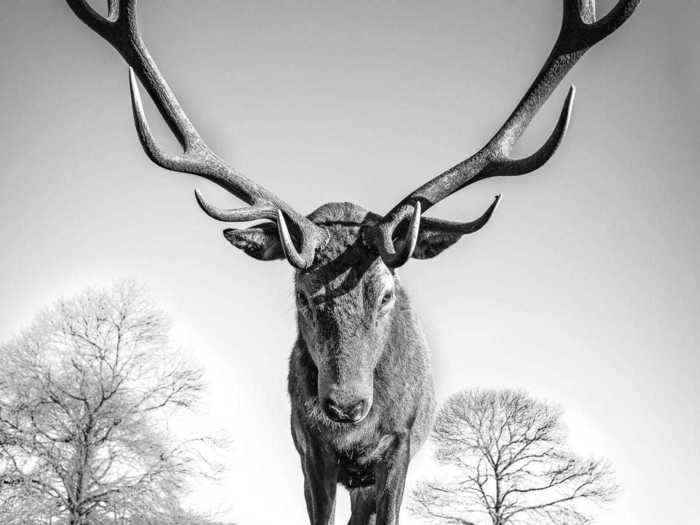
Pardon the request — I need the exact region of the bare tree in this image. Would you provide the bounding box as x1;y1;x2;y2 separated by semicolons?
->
411;390;617;525
0;282;218;524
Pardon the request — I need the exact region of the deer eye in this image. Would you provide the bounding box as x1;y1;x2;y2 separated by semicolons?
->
379;289;395;310
296;291;310;311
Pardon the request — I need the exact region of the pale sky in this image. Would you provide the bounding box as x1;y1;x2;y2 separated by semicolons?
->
1;1;698;524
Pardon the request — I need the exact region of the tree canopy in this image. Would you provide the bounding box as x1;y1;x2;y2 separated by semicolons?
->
411;389;617;525
0;283;220;524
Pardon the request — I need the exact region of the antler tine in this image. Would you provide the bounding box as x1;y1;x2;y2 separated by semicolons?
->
66;0;324;270
277;210;323;270
128;72;278;222
193;189;277;222
374;202;422;268
422;194;502;235
373;0;640;266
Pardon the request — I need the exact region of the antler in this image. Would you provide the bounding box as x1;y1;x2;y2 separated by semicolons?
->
370;0;640;266
65;0;326;270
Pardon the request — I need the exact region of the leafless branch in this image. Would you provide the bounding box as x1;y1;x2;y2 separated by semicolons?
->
410;389;617;525
0;282;223;523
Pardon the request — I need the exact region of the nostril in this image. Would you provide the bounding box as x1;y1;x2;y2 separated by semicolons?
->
347;400;366;422
323;397;367;423
324;398;345;420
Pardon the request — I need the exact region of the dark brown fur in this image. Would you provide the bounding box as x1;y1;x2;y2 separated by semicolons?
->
223;202;471;524
284;203;436;525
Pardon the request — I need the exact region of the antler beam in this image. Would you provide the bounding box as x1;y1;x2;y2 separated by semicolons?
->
66;0;325;269
371;0;640;267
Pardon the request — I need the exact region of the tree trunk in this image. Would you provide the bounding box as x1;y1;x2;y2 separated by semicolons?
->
68;509;85;525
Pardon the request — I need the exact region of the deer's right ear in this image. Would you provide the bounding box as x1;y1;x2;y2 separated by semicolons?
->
223;224;284;261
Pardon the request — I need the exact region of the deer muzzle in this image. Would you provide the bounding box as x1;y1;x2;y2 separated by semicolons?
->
320;380;373;424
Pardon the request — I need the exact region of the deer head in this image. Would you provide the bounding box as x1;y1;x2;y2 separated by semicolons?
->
66;0;639;424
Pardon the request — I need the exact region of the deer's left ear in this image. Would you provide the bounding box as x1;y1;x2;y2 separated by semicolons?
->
411;197;501;259
412;228;465;259
223;223;284;261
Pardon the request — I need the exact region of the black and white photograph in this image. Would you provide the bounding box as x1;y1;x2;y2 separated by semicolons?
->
0;1;697;524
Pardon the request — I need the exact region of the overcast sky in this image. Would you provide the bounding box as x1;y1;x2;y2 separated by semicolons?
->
1;1;698;524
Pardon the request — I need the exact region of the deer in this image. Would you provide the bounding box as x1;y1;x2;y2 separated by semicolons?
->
65;1;639;524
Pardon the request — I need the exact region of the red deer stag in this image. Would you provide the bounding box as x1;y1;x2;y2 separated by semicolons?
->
65;1;639;523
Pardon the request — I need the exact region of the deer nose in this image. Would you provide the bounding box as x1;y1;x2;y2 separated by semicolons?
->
323;396;367;424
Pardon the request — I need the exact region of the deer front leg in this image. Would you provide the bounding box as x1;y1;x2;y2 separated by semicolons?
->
300;438;339;525
375;436;410;525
